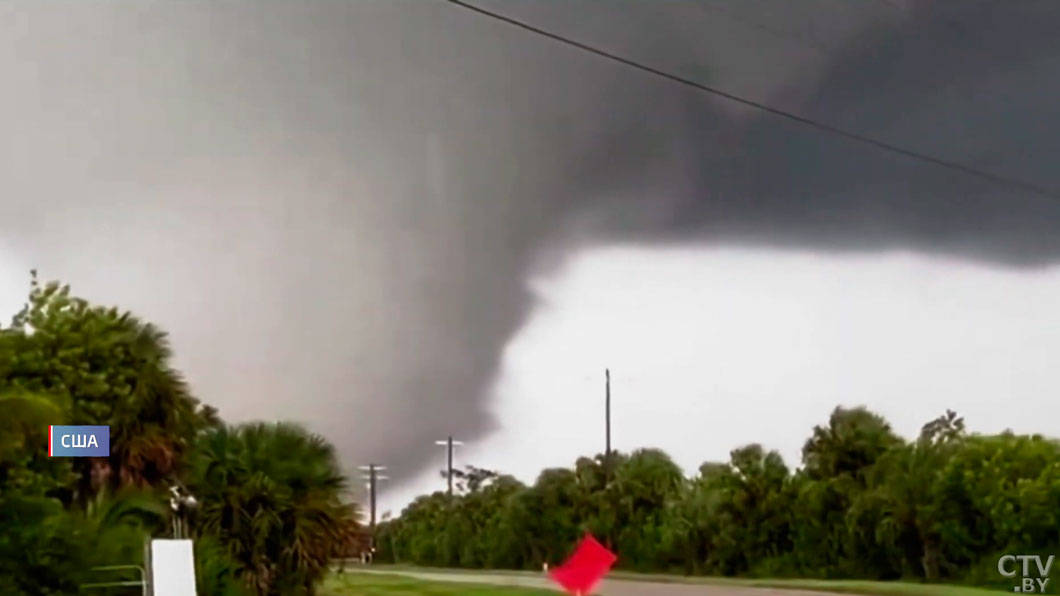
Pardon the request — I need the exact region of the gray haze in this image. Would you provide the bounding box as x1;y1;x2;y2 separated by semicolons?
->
2;0;1059;490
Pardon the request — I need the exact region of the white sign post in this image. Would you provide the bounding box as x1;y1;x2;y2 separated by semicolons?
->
150;539;197;596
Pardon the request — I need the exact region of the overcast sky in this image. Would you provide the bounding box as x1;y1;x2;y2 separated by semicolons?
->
2;0;1059;513
382;245;1060;512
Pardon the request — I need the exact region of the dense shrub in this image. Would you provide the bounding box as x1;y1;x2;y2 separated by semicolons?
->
377;408;1060;587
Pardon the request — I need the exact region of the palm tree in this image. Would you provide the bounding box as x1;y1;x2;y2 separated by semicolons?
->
188;422;360;596
82;487;169;568
105;324;204;489
0;386;75;497
5;274;213;505
0;389;66;461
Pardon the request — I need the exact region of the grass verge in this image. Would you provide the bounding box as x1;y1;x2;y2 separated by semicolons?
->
347;564;1005;596
323;572;558;596
712;579;1001;596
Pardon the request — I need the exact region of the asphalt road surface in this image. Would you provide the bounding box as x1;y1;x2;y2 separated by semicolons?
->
359;569;864;596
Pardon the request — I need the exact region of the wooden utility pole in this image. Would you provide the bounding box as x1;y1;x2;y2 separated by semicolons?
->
358;464;387;560
603;368;615;550
605;368;612;460
369;465;378;529
446;436;454;498
434;436;464;500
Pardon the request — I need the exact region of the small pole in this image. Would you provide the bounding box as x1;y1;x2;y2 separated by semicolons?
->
447;436;454;499
358;464;388;564
605;368;611;460
434;437;464;500
604;369;618;550
369;464;377;530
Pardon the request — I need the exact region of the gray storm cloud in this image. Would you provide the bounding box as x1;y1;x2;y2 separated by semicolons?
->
2;0;1059;492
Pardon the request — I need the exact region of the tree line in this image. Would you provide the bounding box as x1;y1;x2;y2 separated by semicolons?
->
0;273;359;596
376;408;1060;589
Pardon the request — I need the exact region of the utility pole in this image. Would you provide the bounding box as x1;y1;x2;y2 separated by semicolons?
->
434;436;464;499
603;368;615;550
605;368;612;460
357;464;388;560
604;368;612;487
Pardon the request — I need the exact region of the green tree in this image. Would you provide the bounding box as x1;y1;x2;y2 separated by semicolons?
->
517;468;585;566
864;410;966;580
609;449;686;571
0;387;75;497
1;273;358;595
0;489;165;596
794;406;903;578
195;535;251;596
3;273;213;505
188;422;360;596
697;444;792;575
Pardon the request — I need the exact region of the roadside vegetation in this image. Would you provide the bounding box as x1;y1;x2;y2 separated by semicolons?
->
0;273;359;596
375;405;1060;590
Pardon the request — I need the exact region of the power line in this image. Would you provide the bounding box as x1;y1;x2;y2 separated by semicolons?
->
442;0;1060;203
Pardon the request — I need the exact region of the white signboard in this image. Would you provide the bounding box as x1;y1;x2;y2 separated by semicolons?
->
150;539;197;596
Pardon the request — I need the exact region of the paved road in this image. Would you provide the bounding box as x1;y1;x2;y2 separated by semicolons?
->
356;569;863;596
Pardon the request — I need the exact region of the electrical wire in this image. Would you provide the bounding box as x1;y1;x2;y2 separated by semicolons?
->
443;0;1060;202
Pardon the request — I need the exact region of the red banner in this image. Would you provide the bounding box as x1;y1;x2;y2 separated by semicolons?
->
547;534;617;595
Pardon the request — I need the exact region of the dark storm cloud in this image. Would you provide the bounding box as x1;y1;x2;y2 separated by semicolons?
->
533;0;1060;266
652;0;1060;266
2;0;1058;493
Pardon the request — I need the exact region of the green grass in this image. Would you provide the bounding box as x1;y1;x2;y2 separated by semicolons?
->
323;572;558;596
580;571;1003;595
706;578;1002;596
349;564;1008;595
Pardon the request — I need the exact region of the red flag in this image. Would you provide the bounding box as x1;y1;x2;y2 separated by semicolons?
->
548;534;617;595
